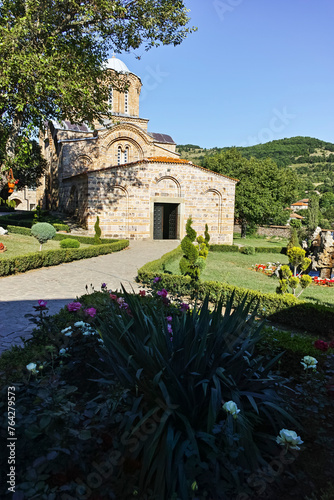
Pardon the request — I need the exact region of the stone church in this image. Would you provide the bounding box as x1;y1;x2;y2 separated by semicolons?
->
38;56;237;243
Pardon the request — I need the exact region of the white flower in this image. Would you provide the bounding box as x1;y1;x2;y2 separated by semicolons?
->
223;400;240;419
61;326;72;334
74;321;89;328
301;355;318;370
59;348;68;355
98;338;104;343
26;363;39;374
276;429;303;450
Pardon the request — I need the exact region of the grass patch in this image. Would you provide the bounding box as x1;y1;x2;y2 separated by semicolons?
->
0;233;91;258
165;251;334;306
233;233;288;247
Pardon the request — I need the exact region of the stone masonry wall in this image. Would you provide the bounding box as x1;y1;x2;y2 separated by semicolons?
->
85;160;236;244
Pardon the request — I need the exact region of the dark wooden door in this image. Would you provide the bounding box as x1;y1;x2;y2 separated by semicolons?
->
153;203;163;239
168;204;178;239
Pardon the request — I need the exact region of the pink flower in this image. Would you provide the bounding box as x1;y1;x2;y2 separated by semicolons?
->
180;303;189;312
110;294;117;301
314;339;329;352
85;307;97;318
139;290;146;297
157;288;168;298
38;300;48;308
67;302;82;312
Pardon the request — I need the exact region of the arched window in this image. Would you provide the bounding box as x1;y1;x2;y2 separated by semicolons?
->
117;146;122;165
124;146;129;164
124;91;129;114
108;87;113;111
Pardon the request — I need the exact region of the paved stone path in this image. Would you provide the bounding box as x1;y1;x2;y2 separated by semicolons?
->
0;239;179;354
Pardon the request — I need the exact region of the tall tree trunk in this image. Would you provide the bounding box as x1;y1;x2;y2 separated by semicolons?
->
241;219;247;238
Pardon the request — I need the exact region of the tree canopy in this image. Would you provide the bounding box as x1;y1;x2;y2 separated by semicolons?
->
202;148;298;237
0;0;195;185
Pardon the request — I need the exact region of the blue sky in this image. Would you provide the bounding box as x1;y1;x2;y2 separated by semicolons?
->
118;0;334;149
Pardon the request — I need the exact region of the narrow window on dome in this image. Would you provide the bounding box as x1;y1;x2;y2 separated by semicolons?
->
117;146;122;165
124;91;129;114
108;87;113;111
124;147;129;164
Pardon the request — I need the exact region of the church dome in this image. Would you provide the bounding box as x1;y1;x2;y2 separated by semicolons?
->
104;56;130;73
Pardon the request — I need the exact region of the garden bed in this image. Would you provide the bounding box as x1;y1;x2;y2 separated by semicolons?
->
0;228;129;276
0;284;333;500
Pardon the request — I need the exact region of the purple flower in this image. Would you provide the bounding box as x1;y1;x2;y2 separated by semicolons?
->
180;303;189;312
38;300;48;308
101;283;107;289
85;307;97;318
153;277;162;283
67;302;82;312
166;316;173;323
157;288;168;298
119;302;129;310
167;323;173;334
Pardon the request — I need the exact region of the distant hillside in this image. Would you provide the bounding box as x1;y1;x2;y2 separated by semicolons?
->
176;137;334;194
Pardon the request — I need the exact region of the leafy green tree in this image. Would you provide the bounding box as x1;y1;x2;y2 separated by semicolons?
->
307;194;320;233
202;148;298;237
287;228;300;251
277;246;312;297
31;222;56;251
0;0;195;184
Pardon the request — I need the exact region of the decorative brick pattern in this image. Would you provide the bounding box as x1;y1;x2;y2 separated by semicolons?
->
39;59;237;243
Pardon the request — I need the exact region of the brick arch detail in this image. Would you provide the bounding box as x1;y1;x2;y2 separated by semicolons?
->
154;175;181;197
106;184;129;236
202;188;224;232
100;124;153;152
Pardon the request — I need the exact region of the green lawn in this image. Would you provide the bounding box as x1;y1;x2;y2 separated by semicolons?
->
0;233;91;258
233;233;288;247
166;249;334;306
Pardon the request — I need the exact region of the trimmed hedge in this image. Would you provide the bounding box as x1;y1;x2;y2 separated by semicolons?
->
209;244;287;254
210;244;240;252
0;239;129;277
52;223;70;232
7;225;118;245
53;233;118;245
7;225;31;235
137;251;334;337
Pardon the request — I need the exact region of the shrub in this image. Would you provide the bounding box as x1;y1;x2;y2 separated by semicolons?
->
94;215;102;244
59;238;80;248
97;292;298;499
240;245;255;255
210;244;240;252
287;227;301;250
31;222;56;250
179;217;200;279
53;223;70;232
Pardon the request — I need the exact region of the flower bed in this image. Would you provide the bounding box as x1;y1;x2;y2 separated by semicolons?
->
312;276;334;287
1;282;334;499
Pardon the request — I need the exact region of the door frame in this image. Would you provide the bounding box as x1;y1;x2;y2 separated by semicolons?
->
150;196;184;240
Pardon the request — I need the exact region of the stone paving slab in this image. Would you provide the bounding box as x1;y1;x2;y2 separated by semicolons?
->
0;239;179;354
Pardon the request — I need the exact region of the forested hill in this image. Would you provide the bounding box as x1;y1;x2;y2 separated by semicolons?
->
176;136;334;194
176;137;334;168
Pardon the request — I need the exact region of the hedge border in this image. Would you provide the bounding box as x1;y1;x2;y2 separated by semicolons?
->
137;248;334;337
6;225;118;245
0;238;129;277
209;244;287;254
